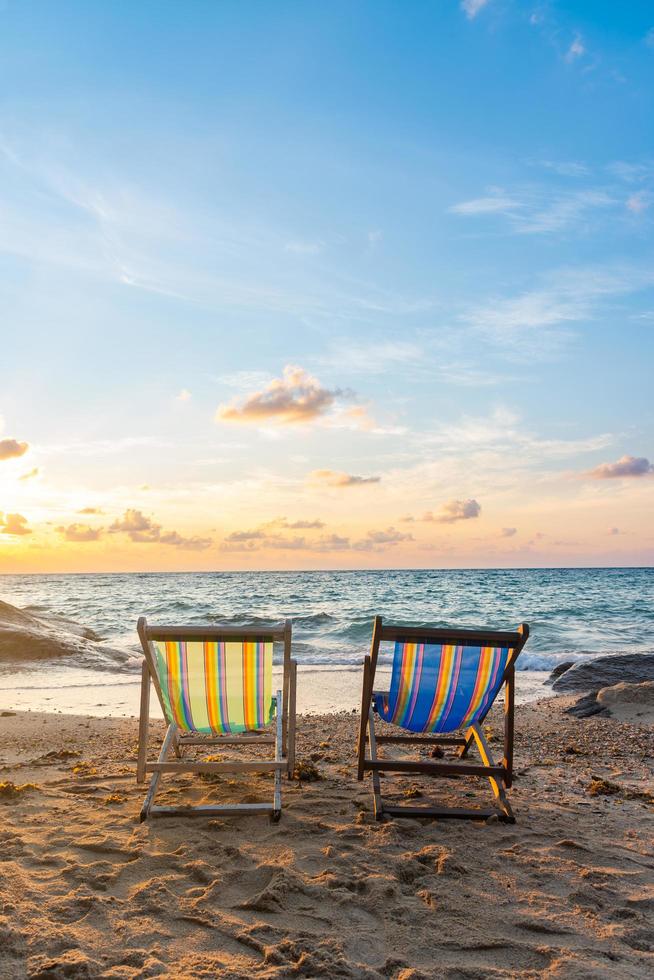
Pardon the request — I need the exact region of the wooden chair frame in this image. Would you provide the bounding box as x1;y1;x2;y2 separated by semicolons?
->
137;617;297;822
357;618;530;823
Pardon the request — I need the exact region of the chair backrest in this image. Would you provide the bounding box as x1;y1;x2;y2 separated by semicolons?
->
374;623;528;735
138;620;289;735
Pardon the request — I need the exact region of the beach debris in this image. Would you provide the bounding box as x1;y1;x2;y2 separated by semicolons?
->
430;745;444;758
586;777;654;804
0;710;16;717
103;792;127;805
0;780;37;801
293;760;323;782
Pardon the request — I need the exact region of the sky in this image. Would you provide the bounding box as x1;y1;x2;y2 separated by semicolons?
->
1;0;653;573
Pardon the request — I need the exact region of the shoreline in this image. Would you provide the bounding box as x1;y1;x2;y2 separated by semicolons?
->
0;664;551;718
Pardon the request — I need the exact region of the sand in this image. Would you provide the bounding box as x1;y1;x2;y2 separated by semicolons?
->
1;694;653;980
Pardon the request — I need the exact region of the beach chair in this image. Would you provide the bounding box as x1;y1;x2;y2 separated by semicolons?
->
357;618;530;822
136;617;297;822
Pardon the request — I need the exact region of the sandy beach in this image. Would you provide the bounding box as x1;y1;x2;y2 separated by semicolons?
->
1;693;653;979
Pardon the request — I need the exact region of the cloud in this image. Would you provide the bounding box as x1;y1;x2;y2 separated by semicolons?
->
431;499;481;524
607;527;622;536
176;389;192;402
464;262;654;355
308;469;381;488
319;340;421;375
78;506;104;514
57;523;102;542
626;192;651;214
18;467;39;481
585;455;654;479
450;186;615;236
353;527;413;550
217;365;348;426
501;527;517;537
0;438;29;461
220;525;411;554
538;160;590;178
449;195;520;215
225;528;267;542
273;517;325;530
284;240;323;255
1;513;31;535
646;28;654;48
461;0;490;19
565;34;585;62
109;508;212;549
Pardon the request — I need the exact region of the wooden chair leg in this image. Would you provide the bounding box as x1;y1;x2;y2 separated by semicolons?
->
357;656;372;780
140;724;176;821
136;661;150;784
287;660;297;779
503;668;515;788
470;723;514;822
272;690;283;821
367;706;384;820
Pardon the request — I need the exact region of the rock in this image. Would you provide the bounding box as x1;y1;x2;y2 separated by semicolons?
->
565;691;610;719
596;681;654;725
552;652;654;693
0;599;130;669
548;661;576;681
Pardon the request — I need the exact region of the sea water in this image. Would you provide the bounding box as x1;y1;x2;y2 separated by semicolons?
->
1;568;652;715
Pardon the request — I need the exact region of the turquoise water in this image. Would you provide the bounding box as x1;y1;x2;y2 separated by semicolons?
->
1;567;652;674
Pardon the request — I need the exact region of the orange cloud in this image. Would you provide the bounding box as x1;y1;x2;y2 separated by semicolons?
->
407;500;482;524
57;523;102;542
1;513;31;535
308;469;381;488
216;365;346;425
78;507;104;515
585;455;653;479
0;438;29;461
109;509;212;550
19;467;39;481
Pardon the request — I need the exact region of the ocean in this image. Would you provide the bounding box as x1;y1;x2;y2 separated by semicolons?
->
1;567;652;715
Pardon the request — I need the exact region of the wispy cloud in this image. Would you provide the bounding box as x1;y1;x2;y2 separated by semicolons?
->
308;469;381;488
449;195;521;216
461;0;490;20
450;186;615;235
501;527;517;537
584;455;653;480
626;191;651;214
18;467;39;481
565;34;586;62
463;262;654;356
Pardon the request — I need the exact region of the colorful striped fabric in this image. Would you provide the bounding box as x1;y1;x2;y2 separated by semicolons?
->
375;641;511;733
150;638;274;734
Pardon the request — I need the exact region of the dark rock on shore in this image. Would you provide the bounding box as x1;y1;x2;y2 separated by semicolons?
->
549;661;576;681
0;599;130;669
551;652;654;693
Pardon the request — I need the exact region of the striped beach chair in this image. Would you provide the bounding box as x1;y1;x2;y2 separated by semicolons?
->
357;618;529;822
136;618;297;821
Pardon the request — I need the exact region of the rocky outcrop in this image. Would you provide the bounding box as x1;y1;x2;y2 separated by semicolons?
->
0;599;129;669
551;652;654;693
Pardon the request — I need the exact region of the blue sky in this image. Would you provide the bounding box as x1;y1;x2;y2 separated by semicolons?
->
1;0;653;571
